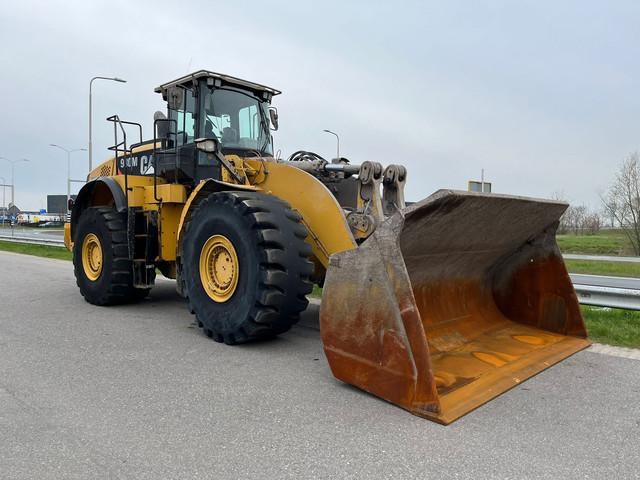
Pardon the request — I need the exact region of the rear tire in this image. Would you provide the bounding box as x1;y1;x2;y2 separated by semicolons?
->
73;207;150;305
181;191;314;344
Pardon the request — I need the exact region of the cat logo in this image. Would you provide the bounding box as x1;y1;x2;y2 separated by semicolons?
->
118;154;154;175
140;155;154;175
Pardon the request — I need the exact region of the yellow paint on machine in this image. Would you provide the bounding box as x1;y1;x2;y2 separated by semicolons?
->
245;160;356;267
64;223;72;251
81;233;103;281
158;203;182;261
174;161;356;268
88;142;159;180
110;175;159;206
175;178;261;258
199;234;240;302
146;183;187;204
88;175;188;262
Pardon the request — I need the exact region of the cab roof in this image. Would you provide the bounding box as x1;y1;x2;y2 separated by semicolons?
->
154;70;281;98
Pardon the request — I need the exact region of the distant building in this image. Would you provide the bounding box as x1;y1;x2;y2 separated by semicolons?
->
0;205;20;224
0;204;20;218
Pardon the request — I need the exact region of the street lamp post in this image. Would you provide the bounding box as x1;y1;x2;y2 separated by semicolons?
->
0;157;29;207
322;129;340;160
49;144;87;214
89;76;127;173
0;176;5;226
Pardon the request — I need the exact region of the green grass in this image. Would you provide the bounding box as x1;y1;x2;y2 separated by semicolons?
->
564;259;640;277
582;305;640;348
557;229;640;277
557;230;633;256
0;240;71;261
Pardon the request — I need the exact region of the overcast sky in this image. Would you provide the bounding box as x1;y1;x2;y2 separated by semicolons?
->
0;0;638;211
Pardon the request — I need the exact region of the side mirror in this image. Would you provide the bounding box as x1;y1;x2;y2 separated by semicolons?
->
269;107;279;131
166;86;184;111
195;137;220;153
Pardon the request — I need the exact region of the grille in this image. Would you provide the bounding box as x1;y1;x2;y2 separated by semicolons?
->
98;161;113;177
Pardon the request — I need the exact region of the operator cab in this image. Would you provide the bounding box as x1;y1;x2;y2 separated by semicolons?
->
153;70;280;184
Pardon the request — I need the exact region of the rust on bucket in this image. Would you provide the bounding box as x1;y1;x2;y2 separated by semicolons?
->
320;190;589;424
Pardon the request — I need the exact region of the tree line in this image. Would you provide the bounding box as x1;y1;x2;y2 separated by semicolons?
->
557;152;640;255
558;204;602;235
600;152;640;255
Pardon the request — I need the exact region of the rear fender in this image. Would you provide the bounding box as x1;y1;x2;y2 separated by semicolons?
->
70;177;126;242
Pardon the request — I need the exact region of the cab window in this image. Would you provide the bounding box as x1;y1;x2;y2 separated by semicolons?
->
203;88;273;155
238;105;258;140
169;88;196;146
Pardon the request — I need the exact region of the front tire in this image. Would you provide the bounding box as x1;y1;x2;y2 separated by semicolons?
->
73;207;150;305
181;191;314;344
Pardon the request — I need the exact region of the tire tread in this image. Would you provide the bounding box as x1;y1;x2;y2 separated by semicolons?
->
181;191;314;344
73;207;151;305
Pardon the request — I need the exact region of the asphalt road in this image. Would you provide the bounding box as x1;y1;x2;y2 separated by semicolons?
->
564;253;640;264
571;273;640;290
1;252;639;479
0;226;64;241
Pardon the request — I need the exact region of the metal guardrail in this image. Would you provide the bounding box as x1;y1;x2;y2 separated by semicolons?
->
565;255;640;310
570;274;640;310
0;233;65;247
572;284;640;310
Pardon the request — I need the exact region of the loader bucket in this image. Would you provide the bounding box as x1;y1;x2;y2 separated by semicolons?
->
320;190;590;424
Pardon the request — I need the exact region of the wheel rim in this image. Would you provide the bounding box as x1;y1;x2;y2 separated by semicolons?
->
199;234;239;302
82;233;103;281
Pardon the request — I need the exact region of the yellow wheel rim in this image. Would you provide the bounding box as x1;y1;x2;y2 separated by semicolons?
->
82;233;103;281
199;234;239;302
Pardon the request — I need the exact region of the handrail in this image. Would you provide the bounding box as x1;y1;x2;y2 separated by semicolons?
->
152;118;178;202
106;115;144;261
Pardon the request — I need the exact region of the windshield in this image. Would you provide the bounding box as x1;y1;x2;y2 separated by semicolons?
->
203;88;273;155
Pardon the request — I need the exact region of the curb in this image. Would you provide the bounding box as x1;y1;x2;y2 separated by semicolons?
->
588;343;640;361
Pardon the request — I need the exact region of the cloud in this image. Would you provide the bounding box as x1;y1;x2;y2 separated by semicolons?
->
0;0;638;210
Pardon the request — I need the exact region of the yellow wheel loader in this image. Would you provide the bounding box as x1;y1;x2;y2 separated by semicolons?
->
65;70;590;424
